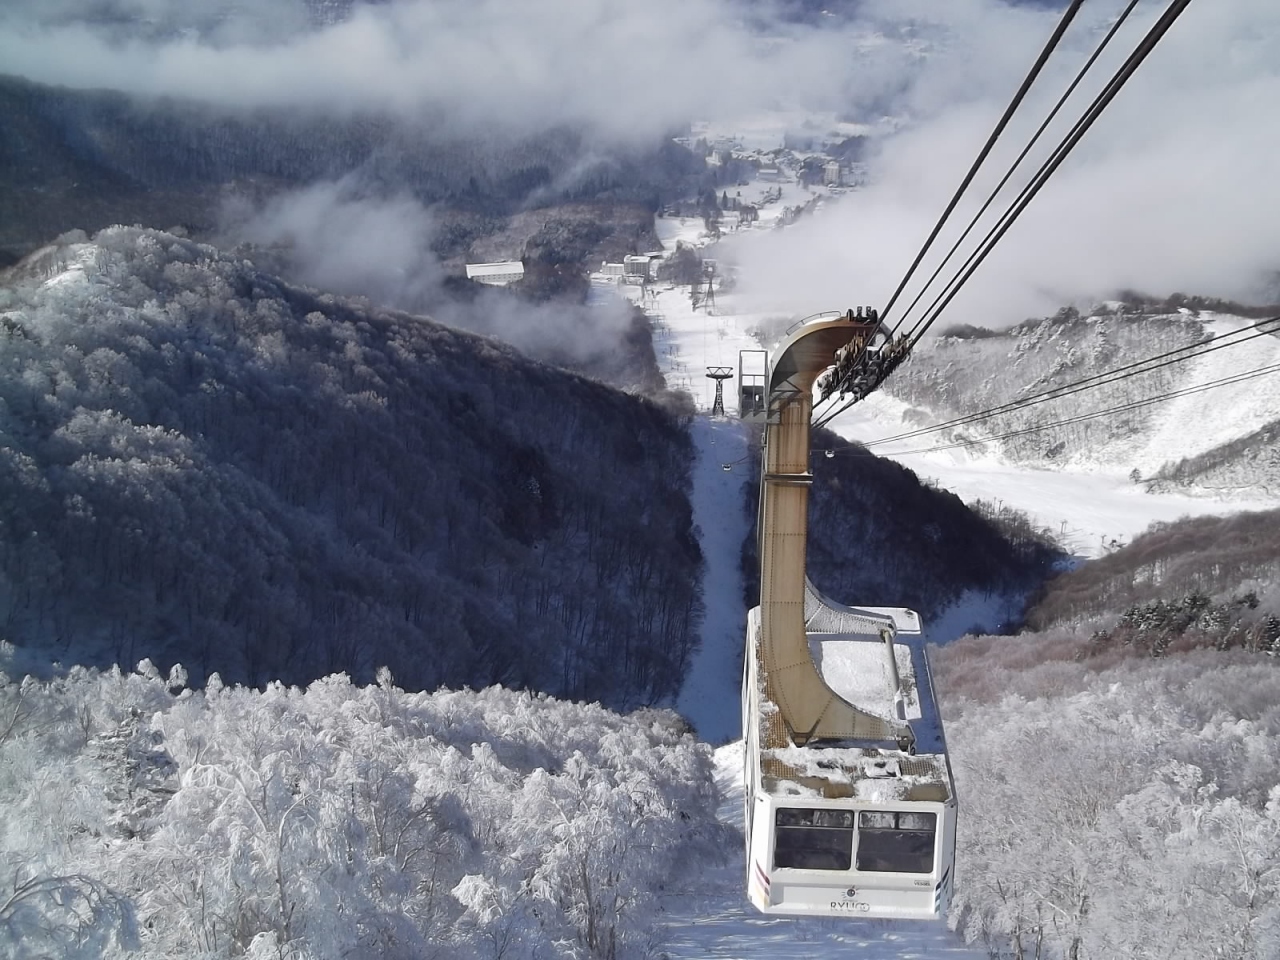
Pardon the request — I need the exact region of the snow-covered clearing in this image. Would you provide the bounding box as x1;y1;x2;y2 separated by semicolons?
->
828;392;1277;559
1136;313;1280;471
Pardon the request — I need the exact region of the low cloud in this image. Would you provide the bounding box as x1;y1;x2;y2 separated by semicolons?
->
733;0;1280;326
225;179;443;308
4;0;1276;324
223;179;637;368
0;0;1017;142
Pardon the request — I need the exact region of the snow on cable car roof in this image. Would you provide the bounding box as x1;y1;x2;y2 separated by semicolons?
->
757;592;951;804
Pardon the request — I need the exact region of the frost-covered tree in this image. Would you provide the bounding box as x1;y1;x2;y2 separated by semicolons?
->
943;651;1280;960
0;658;733;959
0;227;702;708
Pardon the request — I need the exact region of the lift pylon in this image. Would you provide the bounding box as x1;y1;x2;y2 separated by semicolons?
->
706;366;734;416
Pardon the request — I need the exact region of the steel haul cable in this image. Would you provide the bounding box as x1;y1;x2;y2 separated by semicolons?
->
899;0;1195;350
889;0;1142;344
863;316;1280;447
814;0;1199;432
878;0;1089;328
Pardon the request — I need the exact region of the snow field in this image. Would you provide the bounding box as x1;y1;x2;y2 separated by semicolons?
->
1136;314;1280;472
829;391;1278;559
675;415;751;744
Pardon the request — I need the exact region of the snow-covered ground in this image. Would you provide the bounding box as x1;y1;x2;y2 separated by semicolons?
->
1134;313;1280;472
827;391;1277;559
676;415;750;744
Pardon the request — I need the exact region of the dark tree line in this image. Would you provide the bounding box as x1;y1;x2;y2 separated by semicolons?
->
1084;592;1280;659
1025;508;1280;632
0;73;707;264
0;227;703;708
738;428;1064;619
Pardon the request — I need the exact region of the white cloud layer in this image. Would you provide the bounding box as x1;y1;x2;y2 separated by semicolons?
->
732;0;1280;325
226;180;443;307
0;0;917;139
3;0;1276;320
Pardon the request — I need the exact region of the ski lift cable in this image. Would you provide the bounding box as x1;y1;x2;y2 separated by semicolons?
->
811;0;1194;432
877;0;1089;329
858;316;1280;447
810;0;1150;429
831;359;1280;460
898;0;1195;351
891;0;1143;344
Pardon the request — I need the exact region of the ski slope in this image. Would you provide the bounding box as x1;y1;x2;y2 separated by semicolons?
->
827;391;1278;559
676;415;751;744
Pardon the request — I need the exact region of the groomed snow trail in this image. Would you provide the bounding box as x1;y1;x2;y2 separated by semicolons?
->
676;416;751;744
657;744;982;959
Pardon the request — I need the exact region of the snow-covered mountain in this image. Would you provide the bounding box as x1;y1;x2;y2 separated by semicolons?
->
0;226;704;705
880;305;1280;499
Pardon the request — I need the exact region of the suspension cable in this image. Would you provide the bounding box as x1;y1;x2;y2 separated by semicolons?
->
863;317;1280;446
892;0;1142;344
878;0;1087;328
814;0;1197;432
900;0;1195;351
813;0;1144;431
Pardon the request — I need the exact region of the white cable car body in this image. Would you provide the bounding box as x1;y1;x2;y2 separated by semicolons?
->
739;312;957;920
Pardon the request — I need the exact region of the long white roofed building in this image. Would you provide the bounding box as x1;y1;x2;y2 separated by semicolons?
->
465;261;525;286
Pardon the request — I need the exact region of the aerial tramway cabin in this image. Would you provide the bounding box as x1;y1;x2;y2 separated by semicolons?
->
741;311;957;920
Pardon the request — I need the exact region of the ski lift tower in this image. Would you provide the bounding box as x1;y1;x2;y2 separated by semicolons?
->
706;366;734;416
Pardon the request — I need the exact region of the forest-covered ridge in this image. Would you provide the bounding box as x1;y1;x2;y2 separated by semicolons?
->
0;225;704;708
0;72;707;269
740;427;1064;622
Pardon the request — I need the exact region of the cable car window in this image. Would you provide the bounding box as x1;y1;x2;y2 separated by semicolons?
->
856;811;936;874
773;808;853;870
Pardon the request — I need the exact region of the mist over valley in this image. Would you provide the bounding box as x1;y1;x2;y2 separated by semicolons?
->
3;1;1280;958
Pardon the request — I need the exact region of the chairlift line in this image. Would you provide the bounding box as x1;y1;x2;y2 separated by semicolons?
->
879;358;1280;458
